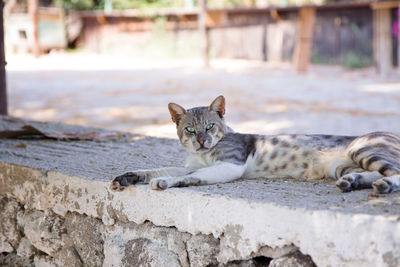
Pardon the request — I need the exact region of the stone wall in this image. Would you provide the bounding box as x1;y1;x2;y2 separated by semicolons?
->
0;196;314;267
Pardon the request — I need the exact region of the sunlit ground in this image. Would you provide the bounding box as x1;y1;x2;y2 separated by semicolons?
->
6;52;400;138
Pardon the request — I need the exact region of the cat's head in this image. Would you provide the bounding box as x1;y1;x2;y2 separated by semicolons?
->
168;96;228;154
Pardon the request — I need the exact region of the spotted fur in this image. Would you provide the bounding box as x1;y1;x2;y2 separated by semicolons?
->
111;96;400;194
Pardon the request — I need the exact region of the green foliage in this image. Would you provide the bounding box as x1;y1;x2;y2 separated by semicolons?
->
342;52;372;69
53;0;97;10
312;51;373;69
311;53;322;64
209;0;244;8
53;0;188;10
112;0;179;10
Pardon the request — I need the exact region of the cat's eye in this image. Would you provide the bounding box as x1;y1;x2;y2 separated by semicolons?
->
206;123;214;131
185;126;196;134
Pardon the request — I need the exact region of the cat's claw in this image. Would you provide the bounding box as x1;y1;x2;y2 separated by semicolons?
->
150;179;168;190
373;178;393;194
110;172;143;192
110;180;125;192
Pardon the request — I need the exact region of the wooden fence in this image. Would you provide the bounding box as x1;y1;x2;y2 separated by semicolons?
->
78;1;399;74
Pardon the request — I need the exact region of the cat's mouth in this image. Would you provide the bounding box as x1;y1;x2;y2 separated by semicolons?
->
196;145;210;152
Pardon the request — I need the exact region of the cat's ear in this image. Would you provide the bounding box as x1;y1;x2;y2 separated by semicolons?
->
209;95;225;118
168;103;186;124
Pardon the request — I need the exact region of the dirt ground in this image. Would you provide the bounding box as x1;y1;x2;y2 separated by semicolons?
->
6;52;400;138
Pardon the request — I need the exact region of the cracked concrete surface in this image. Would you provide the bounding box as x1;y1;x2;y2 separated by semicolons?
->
1;122;400;266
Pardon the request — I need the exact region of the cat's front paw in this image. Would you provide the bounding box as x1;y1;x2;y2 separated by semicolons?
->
336;174;361;192
372;178;393;194
110;172;144;192
149;178;168;190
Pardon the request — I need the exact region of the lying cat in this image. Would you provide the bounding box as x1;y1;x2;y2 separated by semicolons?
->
110;96;400;194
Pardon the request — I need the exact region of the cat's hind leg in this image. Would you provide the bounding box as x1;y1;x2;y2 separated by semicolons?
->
336;170;383;192
342;132;400;193
373;175;400;194
324;153;383;192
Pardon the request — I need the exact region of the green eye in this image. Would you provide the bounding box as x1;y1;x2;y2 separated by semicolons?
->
185;126;196;133
206;123;214;131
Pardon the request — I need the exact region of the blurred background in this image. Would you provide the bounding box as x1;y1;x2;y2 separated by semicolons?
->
2;0;400;138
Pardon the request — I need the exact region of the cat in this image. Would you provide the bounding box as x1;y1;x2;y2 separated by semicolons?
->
110;95;400;194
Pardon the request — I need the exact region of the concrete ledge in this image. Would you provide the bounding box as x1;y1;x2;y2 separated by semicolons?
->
1;124;400;266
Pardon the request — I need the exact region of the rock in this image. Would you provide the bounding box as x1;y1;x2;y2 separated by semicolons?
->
64;213;104;266
223;256;272;267
122;238;181;267
21;210;65;256
16;237;36;258
0;252;34;267
0;233;14;253
104;221;191;267
34;255;57;267
268;250;316;267
103;235;126;266
0;197;22;250
186;234;219;267
138;222;190;266
104;236;181;267
255;245;297;259
55;247;83;267
224;259;258;267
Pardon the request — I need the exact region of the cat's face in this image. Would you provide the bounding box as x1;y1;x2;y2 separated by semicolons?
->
168;96;227;154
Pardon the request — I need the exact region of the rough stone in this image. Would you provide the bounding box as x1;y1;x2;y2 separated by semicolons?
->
0;252;34;267
268;250;316;267
225;260;259;267
64;213;104;266
186;234;219;267
103;235;181;267
20;210;65;256
16;237;36;259
0;197;22;250
223;256;274;267
54;247;83;267
104;221;191;266
252;245;297;259
103;235;126;266
123;238;181;267
0;233;14;253
34;255;57;267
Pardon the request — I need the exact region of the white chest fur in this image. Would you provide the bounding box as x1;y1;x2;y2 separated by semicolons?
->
185;153;215;169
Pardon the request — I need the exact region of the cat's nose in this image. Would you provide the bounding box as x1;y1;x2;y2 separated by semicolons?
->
199;139;205;145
